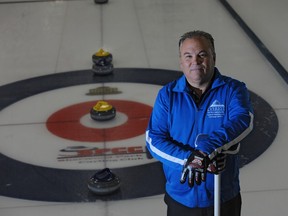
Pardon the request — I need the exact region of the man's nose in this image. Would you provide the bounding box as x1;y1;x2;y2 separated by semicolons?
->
191;56;201;65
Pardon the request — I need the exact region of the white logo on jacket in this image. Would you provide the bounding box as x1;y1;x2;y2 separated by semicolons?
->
207;100;225;118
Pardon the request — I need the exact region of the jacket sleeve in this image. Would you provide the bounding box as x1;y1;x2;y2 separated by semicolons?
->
145;87;191;169
195;82;254;159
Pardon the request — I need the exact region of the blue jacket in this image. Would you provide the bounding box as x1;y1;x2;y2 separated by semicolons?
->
146;68;254;208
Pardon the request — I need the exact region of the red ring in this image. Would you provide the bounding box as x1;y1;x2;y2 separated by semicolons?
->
46;100;152;142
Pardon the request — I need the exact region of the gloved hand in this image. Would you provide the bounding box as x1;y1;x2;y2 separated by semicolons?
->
207;153;226;174
180;150;209;187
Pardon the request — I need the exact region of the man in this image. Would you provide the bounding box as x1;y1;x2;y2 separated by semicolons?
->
145;30;254;216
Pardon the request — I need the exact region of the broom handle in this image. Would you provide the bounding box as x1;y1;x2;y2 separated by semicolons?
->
214;174;221;216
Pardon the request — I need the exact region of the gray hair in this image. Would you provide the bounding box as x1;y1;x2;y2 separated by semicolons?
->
178;30;215;55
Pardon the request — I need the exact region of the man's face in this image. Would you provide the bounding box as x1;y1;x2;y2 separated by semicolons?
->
179;37;216;88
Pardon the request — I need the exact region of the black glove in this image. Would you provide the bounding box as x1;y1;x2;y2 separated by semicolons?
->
180;150;209;187
207;153;226;174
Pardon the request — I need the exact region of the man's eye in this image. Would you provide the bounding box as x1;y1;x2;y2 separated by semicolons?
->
184;55;192;59
199;53;208;58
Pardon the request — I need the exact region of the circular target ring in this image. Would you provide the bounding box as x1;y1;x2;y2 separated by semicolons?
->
0;68;278;202
46;100;152;142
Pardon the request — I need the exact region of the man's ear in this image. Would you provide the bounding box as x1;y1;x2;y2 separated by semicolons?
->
179;61;184;71
179;54;183;70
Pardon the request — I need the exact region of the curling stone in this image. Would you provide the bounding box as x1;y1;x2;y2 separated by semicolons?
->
92;48;113;75
94;0;108;4
90;100;116;121
88;168;121;195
